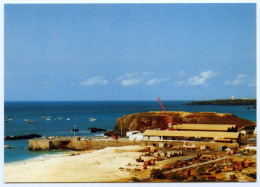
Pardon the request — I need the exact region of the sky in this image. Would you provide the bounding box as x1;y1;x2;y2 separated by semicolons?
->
4;3;256;101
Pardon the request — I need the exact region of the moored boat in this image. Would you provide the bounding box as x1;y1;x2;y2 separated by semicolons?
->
27;120;37;123
89;117;96;122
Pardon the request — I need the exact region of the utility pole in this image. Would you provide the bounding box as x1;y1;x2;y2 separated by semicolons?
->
73;125;76;137
121;124;123;138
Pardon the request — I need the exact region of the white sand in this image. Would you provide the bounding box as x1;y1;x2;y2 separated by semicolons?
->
4;145;152;182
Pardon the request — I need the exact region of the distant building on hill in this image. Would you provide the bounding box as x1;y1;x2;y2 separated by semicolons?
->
231;96;236;100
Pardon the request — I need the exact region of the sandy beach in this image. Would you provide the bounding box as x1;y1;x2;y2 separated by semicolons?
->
4;145;177;183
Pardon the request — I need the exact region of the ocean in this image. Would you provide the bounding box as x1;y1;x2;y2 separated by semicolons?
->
4;101;256;163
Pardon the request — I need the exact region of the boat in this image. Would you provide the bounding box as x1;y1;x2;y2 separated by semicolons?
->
58;117;63;120
67;118;70;120
27;120;37;123
89;117;96;122
41;116;52;119
46;118;51;121
4;145;15;148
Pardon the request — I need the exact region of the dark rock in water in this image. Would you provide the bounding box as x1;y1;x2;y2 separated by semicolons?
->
88;127;107;133
4;134;42;140
72;128;79;132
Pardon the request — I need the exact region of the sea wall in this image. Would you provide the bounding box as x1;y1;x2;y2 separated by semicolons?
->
28;138;142;151
28;139;50;150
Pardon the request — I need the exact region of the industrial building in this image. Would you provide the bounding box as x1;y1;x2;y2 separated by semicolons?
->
143;124;240;143
175;124;237;132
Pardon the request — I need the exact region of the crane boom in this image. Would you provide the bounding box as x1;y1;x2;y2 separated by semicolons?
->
157;97;180;130
157;97;174;129
157;97;172;123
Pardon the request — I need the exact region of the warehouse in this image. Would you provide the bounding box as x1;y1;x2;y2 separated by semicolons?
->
143;130;239;143
177;124;237;132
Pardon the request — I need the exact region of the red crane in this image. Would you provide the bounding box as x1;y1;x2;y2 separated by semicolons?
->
157;97;179;130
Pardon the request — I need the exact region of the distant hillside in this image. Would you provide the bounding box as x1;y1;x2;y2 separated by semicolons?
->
114;111;256;136
186;99;256;105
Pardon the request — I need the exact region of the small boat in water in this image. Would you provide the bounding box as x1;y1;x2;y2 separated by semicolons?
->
58;117;63;120
41;116;52;119
89;117;96;122
67;118;70;120
4;145;15;148
27;120;37;123
46;118;51;121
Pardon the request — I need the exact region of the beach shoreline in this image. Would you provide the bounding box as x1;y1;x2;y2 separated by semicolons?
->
4;145;150;182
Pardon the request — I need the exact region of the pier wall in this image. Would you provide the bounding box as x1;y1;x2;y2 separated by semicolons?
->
28;138;142;151
29;137;238;151
29;139;50;150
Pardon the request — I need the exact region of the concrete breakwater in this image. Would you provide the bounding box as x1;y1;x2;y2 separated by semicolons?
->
28;137;142;151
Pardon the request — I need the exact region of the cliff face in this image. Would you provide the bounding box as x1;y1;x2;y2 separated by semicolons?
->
114;111;256;136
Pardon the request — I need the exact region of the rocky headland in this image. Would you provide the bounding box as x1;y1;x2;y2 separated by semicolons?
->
114;111;256;136
186;99;256;105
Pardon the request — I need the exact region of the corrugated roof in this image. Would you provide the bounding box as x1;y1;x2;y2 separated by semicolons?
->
176;124;236;131
143;130;239;139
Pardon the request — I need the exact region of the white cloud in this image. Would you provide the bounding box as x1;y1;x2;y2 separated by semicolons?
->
80;76;108;86
147;76;170;86
188;70;216;86
224;74;247;86
248;78;256;87
237;74;247;79
121;78;142;86
116;72;150;86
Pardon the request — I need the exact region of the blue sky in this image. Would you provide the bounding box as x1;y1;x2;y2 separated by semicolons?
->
4;3;256;101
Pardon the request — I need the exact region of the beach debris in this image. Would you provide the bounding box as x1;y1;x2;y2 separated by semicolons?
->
4;134;42;140
70;153;80;156
136;156;144;162
149;159;156;165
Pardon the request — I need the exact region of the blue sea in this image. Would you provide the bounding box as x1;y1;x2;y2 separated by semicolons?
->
4;101;256;163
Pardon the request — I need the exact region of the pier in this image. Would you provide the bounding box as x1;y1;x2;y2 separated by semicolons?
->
28;136;142;151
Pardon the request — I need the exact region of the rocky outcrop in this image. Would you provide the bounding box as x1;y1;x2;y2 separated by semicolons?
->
4;134;42;140
88;127;107;133
114;111;256;136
